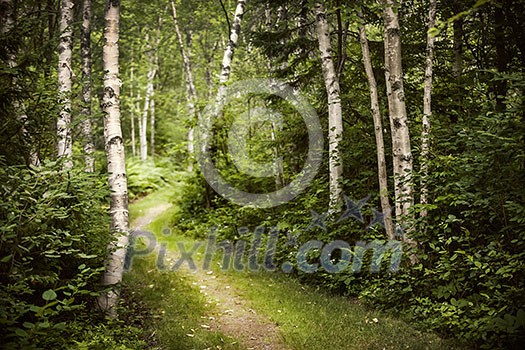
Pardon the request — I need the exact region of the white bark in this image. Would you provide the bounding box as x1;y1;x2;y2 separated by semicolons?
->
420;0;437;217
383;0;414;227
215;0;246;111
57;0;74;169
358;18;394;239
150;92;155;157
315;2;344;210
171;1;199;170
98;0;129;316
130;58;136;157
202;0;246;161
140;52;156;162
81;0;94;172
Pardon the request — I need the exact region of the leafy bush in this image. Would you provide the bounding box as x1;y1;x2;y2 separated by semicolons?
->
126;157;181;200
173;92;525;348
0;160;113;348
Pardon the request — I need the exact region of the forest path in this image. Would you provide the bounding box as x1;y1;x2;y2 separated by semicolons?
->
182;263;289;350
128;189;460;350
131;199;289;350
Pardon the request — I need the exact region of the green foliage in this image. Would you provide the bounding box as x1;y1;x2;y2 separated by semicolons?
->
172;1;525;347
126;156;182;200
0;160;112;348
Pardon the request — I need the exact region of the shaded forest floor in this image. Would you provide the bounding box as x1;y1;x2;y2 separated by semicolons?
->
124;188;464;350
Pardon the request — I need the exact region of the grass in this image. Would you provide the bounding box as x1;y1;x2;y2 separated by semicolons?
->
125;188;465;350
125;188;241;350
128;185;176;224
217;270;463;350
124;258;241;350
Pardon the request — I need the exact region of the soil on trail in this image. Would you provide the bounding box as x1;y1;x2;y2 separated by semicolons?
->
187;267;289;350
134;203;289;350
132;203;172;230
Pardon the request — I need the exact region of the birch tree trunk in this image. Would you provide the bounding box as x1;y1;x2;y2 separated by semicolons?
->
383;0;414;232
57;0;74;169
130;57;136;157
420;0;437;217
1;0;40;167
98;0;130;316
315;1;344;210
171;1;199;170
215;0;246;110
149;16;162;158
140;50;156;162
150;93;155;157
358;17;394;239
81;0;94;172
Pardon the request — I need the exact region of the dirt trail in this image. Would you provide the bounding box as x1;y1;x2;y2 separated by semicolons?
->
134;203;289;350
132;203;172;230
188;267;289;350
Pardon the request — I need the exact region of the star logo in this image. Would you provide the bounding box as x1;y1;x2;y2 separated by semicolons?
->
307;210;329;231
337;195;370;223
366;208;387;229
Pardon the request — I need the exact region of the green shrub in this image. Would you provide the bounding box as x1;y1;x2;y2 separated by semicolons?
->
0;159;112;348
126;157;181;200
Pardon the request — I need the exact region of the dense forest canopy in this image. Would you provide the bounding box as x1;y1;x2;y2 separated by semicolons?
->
1;0;524;348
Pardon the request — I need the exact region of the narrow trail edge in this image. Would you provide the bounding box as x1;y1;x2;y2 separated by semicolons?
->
133;202;289;350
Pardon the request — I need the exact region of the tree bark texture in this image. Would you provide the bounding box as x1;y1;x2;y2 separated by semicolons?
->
140;48;156;162
81;0;95;172
420;0;437;217
98;0;130;317
383;0;414;227
358;17;394;239
57;0;74;168
215;0;246;110
315;1;344;210
171;1;199;169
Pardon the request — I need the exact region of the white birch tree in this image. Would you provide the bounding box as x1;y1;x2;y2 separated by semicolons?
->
140;46;156;162
57;0;74;169
81;0;94;172
315;1;344;210
97;0;130;316
383;0;414;233
420;0;437;217
130;54;137;157
171;0;199;169
150;91;155;156
215;0;246;110
358;16;394;239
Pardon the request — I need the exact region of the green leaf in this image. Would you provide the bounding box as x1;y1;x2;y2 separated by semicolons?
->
42;289;57;301
53;322;66;330
77;253;97;259
15;328;29;337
